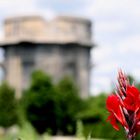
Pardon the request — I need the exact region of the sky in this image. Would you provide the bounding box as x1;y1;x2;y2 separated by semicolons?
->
0;0;140;95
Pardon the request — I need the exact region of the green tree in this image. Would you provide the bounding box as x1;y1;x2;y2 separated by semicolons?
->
0;83;18;127
22;70;60;134
126;74;140;90
56;76;84;135
127;75;135;85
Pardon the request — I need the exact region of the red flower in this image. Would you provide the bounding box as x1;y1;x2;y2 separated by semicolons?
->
106;95;127;130
123;86;140;111
106;70;140;140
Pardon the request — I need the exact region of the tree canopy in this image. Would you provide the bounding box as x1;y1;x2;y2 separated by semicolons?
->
0;83;18;127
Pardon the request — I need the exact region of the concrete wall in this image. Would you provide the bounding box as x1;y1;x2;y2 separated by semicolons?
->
4;47;22;98
4;16;46;41
4;43;90;98
4;16;92;45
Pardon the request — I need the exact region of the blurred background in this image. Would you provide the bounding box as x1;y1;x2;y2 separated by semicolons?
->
0;0;140;140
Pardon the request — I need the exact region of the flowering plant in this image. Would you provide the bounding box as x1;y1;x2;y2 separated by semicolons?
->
106;70;140;140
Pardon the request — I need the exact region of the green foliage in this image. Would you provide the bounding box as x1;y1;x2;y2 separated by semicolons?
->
17;122;38;140
6;71;140;139
22;70;140;138
127;74;140;89
22;72;84;135
55;76;84;135
78;94;126;139
127;75;135;85
22;70;60;134
0;83;18;127
0;122;39;140
76;120;84;139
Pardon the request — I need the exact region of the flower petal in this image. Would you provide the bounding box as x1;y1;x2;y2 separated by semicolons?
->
107;113;120;131
106;95;127;127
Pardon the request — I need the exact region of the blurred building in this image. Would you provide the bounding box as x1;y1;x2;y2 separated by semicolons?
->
0;16;93;98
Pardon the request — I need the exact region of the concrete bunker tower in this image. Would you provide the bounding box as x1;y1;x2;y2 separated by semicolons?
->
0;16;93;98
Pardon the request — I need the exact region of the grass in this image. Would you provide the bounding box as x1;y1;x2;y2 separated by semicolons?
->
0;122;121;140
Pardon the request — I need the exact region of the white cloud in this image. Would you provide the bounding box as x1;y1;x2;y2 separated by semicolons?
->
86;0;140;18
90;87;102;96
89;0;121;16
0;0;56;20
90;75;112;95
86;0;140;95
91;45;113;63
132;68;140;80
1;0;140;96
118;35;140;54
96;62;120;74
95;21;126;33
93;77;111;87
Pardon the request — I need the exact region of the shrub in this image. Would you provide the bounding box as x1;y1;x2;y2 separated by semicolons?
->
22;70;60;134
55;76;84;135
0;83;18;127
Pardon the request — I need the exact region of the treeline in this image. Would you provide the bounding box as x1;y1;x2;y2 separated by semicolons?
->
1;71;140;139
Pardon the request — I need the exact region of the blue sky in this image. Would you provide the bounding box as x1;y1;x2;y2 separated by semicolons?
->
0;0;140;95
